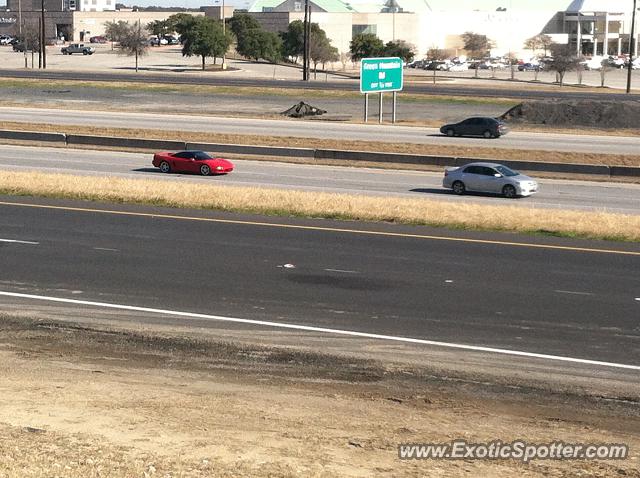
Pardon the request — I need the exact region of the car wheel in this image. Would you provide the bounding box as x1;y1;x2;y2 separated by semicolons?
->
83;50;88;55
483;130;493;139
159;161;171;173
200;164;211;176
446;128;454;137
502;184;517;198
452;181;466;195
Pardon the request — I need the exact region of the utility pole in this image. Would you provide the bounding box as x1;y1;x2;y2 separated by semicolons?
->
627;0;637;93
41;0;46;69
302;0;309;81
306;6;311;80
221;0;226;69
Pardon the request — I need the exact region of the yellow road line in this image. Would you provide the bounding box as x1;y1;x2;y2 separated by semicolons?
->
1;200;639;256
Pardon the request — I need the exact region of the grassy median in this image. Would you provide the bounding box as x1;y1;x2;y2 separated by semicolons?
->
1;171;638;242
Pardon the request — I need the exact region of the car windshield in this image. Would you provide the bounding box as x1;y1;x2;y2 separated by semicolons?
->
193;152;213;160
495;165;519;177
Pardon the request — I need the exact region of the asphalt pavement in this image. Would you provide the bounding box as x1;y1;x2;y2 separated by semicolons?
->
2;106;640;156
0;197;638;368
1;144;639;214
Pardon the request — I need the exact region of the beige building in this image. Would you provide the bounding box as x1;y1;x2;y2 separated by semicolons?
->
72;10;204;41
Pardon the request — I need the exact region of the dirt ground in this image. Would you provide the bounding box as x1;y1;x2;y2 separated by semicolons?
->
502;100;640;128
0;313;638;478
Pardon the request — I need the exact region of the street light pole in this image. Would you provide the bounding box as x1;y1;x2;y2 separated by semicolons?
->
41;0;46;69
302;0;309;81
626;0;637;93
221;0;226;69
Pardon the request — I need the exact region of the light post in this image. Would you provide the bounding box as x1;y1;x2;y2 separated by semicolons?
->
41;0;46;69
221;0;226;69
626;0;637;93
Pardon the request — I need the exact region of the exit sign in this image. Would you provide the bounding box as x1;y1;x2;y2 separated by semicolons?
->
360;57;404;93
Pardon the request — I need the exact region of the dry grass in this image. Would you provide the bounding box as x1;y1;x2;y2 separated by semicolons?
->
0;77;518;105
1;171;638;242
1;121;639;167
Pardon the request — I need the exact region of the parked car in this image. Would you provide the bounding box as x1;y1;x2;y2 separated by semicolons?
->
439;117;508;139
89;35;108;43
406;59;427;68
149;36;168;46
152;150;234;176
517;62;542;71
0;35;14;45
61;43;95;55
581;56;605;70
442;162;538;198
424;61;450;71
163;35;180;45
606;56;626;68
11;41;27;51
448;62;469;72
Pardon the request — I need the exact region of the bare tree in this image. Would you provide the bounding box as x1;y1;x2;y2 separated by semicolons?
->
118;21;149;72
461;32;493;59
523;34;553;57
339;51;350;71
548;43;580;87
600;59;611;87
576;61;584;85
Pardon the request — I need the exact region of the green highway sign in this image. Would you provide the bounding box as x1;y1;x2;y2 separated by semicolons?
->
360;57;404;94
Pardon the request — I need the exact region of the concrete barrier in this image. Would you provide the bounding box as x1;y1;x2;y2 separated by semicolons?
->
610;166;640;177
67;135;186;151
0;130;66;143
187;142;315;159
315;149;455;167
1;131;637;178
457;158;612;176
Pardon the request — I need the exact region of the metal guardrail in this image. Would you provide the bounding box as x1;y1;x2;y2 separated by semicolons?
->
0;130;637;178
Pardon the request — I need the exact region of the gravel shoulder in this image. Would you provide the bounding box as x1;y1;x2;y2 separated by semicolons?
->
0;312;638;477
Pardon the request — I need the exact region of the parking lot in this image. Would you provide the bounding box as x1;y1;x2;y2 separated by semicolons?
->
1;42;639;90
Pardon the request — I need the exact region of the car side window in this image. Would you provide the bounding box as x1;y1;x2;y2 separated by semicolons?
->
464;166;480;174
481;167;497;176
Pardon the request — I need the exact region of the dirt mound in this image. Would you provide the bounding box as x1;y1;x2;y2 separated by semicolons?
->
500;100;640;128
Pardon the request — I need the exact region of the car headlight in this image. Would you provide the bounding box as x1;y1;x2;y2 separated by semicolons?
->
216;166;224;170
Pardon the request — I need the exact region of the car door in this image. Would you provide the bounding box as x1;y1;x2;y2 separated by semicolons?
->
457;119;474;136
479;166;503;193
171;152;192;172
467;118;483;136
461;165;482;191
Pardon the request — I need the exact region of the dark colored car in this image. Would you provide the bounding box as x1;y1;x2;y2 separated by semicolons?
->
518;63;541;71
12;41;31;52
439;117;509;139
89;36;107;43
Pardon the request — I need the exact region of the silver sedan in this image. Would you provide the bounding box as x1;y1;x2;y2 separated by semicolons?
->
442;162;538;198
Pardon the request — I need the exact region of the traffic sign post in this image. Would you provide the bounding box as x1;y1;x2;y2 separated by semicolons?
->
360;57;403;123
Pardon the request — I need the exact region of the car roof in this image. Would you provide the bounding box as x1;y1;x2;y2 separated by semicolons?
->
461;162;505;168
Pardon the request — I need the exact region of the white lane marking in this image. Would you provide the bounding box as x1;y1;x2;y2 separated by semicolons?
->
93;247;119;252
0;291;638;371
554;290;595;296
636;298;640;301
0;238;39;245
324;269;359;274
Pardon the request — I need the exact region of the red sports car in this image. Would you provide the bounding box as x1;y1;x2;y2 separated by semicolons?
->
152;150;234;176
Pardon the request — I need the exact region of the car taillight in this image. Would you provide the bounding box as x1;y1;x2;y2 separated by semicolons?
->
444;170;449;176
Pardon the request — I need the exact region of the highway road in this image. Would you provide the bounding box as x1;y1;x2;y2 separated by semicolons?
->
1;144;639;214
2;106;639;156
3;68;640;101
0;198;638;368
